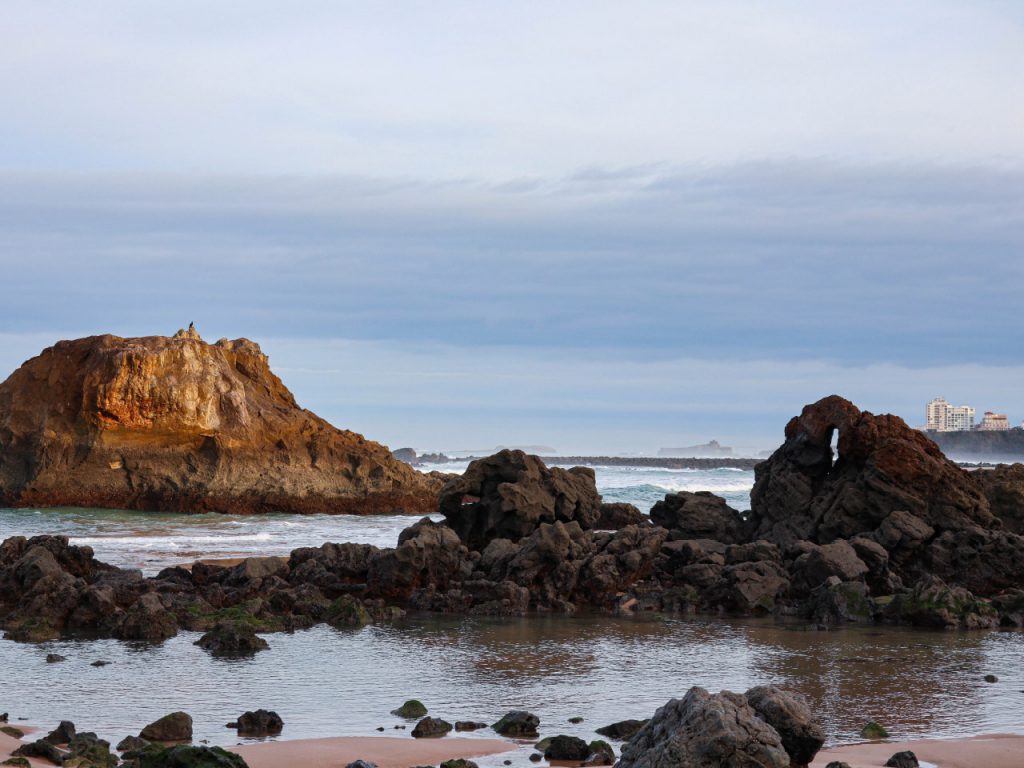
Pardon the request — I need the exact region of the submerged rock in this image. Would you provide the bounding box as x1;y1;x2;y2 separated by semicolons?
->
410;717;452;738
860;721;889;739
543;736;589;761
583;740;615;766
594;719;649;740
492;711;540;738
390;700;427;718
233;710;283;736
194;622;269;657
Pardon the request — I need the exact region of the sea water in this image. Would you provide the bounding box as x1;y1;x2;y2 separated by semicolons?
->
0;464;755;573
1;465;1023;758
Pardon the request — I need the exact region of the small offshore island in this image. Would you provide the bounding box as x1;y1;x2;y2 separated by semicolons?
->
1;331;1024;768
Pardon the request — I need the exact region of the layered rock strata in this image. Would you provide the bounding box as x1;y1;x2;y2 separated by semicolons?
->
0;329;436;514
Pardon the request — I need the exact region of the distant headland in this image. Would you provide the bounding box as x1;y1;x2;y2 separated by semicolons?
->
0;328;437;514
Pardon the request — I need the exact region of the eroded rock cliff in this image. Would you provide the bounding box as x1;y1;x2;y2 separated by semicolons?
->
0;329;435;514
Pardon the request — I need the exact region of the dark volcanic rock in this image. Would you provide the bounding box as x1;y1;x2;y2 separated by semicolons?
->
139;712;193;742
0;330;436;515
119;592;178;641
132;744;248;767
594;719;649;740
492;711;540;738
410;717;452;738
543;735;590;761
976;464;1024;534
617;687;790;768
42;719;76;745
439;450;602;549
747;395;1024;597
744;686;824;767
884;752;919;768
12;739;65;765
596;502;646;530
390;700;427;718
234;710;283;736
650;491;745;543
583;740;615;766
454;721;488;732
195;622;269;657
750;396;995;545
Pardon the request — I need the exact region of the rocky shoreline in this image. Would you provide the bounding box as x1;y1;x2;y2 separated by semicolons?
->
3;396;1024;645
6;687;1021;768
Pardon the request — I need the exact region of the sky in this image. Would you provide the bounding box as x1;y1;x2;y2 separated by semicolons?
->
1;1;1022;454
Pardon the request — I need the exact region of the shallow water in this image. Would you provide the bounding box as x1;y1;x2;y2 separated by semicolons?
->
5;464;1020;761
0;465;755;573
0;615;1021;764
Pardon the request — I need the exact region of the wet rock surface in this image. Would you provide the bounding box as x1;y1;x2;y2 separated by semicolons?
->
4;396;1024;641
616;687;792;768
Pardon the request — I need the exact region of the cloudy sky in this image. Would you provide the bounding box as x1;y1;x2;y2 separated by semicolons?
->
2;1;1022;454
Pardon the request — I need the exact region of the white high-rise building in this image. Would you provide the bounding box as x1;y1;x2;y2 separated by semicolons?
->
925;398;976;432
926;398;948;430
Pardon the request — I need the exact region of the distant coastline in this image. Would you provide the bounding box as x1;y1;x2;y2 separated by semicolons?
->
927;428;1024;461
411;453;762;470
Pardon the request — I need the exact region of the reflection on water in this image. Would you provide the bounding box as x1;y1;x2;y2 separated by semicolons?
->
1;614;1021;765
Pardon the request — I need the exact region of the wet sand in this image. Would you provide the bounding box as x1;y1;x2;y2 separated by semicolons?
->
811;733;1024;768
1;729;50;767
230;735;515;768
1;730;513;768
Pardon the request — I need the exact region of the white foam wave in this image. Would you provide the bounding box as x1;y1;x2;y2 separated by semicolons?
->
71;532;275;547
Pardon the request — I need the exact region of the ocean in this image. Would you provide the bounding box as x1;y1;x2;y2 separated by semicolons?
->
1;463;1023;759
0;464;755;573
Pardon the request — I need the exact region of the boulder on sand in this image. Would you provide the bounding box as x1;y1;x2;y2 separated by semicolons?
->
139;712;193;742
617;686;825;768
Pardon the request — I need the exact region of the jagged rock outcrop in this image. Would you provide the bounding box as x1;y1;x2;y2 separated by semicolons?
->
616;688;796;768
746;396;1024;598
650;491;745;543
0;330;436;515
439;450;602;549
976;464;1024;534
5;400;1024;640
750;395;995;546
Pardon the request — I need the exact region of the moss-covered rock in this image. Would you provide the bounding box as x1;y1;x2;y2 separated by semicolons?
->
3;617;59;642
325;596;370;627
888;577;998;629
390;700;427;718
860;721;889;739
0;726;24;738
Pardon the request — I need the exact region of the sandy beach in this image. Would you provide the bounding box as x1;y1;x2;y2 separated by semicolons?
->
811;734;1024;768
232;735;515;768
1;729;514;768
